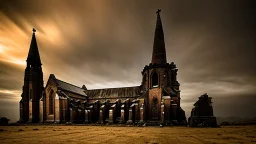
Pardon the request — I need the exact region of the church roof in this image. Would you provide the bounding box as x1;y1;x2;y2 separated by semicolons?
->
27;28;42;66
86;86;141;98
151;9;167;64
48;75;87;97
55;79;87;96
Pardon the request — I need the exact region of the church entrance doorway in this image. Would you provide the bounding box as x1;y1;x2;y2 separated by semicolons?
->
151;96;159;120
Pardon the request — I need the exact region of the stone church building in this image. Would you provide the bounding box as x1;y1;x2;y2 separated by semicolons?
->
19;10;187;125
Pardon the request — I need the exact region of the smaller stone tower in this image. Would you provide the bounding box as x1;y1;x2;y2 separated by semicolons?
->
19;28;44;123
188;93;218;127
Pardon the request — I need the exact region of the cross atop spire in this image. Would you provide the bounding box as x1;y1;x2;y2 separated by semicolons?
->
156;9;161;14
151;9;167;64
32;28;36;33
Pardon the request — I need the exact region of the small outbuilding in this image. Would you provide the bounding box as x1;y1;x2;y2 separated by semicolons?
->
188;93;218;127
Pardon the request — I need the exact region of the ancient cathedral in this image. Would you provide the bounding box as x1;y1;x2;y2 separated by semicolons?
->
19;10;187;125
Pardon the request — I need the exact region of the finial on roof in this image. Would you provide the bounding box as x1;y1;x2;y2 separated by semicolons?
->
156;9;161;14
82;85;87;90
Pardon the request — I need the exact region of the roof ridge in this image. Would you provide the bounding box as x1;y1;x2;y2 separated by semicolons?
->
56;79;83;89
88;85;140;91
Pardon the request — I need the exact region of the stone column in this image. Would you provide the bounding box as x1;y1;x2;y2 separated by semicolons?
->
119;105;125;124
99;109;103;123
109;104;116;124
54;94;60;123
29;99;32;122
19;100;24;122
161;101;165;124
109;109;113;124
84;109;89;124
139;104;145;125
39;98;44;122
69;108;73;123
116;99;121;118
99;105;105;124
126;109;133;124
124;99;130;121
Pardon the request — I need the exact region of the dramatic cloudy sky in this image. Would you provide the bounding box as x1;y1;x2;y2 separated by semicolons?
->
0;0;255;122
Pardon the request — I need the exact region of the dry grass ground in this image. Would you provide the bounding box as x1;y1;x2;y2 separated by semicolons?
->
0;125;255;144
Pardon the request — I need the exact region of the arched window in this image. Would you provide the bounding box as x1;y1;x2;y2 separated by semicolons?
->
152;71;158;88
49;90;54;114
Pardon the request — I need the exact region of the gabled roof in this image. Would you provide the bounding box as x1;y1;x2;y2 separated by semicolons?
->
46;74;87;97
86;86;141;98
55;79;87;96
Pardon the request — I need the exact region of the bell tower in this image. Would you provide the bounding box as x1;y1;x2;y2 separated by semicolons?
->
141;10;184;122
141;9;180;90
19;28;44;123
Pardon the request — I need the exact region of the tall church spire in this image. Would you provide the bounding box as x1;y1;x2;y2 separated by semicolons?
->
20;28;43;123
151;9;167;64
27;28;42;66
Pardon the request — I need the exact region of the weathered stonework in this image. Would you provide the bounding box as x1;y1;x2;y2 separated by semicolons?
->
188;93;218;127
20;10;187;126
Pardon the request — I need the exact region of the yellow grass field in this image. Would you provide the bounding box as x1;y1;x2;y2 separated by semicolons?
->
0;125;255;144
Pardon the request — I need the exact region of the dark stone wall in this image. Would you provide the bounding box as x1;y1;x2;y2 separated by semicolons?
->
188;94;217;127
148;88;162;120
20;65;43;123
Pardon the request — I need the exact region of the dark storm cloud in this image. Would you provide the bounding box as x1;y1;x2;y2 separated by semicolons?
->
0;61;23;90
0;0;256;121
0;91;20;101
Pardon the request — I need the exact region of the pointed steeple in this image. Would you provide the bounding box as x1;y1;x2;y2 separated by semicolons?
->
27;28;42;66
151;9;167;64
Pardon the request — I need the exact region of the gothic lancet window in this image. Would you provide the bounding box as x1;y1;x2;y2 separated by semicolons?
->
152;71;159;87
49;90;54;115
